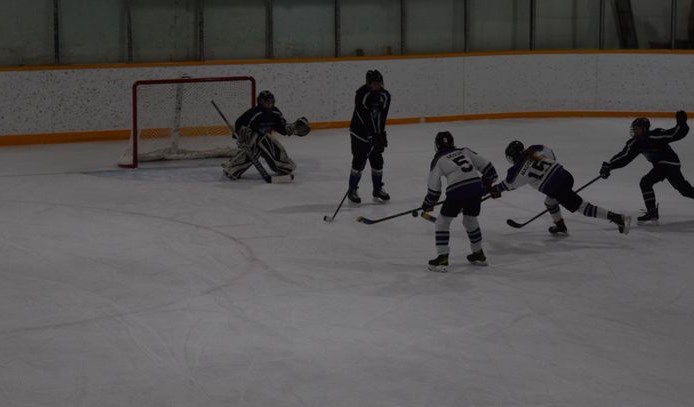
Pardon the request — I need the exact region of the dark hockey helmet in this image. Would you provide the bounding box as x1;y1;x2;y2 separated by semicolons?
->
505;140;525;164
630;117;650;137
257;90;275;109
435;131;455;152
366;69;384;85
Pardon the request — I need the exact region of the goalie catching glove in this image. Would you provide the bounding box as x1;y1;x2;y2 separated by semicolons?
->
285;117;311;137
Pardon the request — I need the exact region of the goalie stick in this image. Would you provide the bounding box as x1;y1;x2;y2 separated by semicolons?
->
506;175;601;228
210;100;293;184
356;201;443;225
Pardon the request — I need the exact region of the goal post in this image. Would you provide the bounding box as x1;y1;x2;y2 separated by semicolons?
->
118;75;256;168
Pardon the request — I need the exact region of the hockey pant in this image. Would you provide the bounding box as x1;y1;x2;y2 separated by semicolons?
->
544;171;609;221
639;163;694;211
223;133;296;179
349;134;385;189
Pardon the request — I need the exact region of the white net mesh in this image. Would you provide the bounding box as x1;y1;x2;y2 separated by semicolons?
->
119;76;255;168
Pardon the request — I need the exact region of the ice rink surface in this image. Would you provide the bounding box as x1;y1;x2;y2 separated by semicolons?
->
1;118;693;406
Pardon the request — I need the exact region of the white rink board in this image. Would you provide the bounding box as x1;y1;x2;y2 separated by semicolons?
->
1;53;694;136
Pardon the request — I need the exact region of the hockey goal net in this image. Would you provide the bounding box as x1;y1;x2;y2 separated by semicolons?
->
118;76;256;168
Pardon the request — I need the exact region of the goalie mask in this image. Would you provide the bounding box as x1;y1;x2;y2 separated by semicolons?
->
630;117;650;137
505;140;525;164
434;131;455;153
257;90;275;110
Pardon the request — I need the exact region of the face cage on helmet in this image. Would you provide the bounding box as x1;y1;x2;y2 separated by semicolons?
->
631;125;648;137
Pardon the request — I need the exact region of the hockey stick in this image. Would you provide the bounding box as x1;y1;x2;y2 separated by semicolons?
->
211;100;293;184
418;194;493;223
323;190;349;222
506;175;602;228
356;201;443;225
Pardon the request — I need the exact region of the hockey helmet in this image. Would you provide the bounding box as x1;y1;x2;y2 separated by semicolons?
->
630;117;650;137
435;131;455;152
366;70;384;86
505;140;525;164
257;90;275;109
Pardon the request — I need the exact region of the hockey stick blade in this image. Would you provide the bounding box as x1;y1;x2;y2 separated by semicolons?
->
506;219;527;228
270;174;294;183
355;216;376;225
421;212;437;223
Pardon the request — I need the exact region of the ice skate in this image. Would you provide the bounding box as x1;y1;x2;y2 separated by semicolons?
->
608;212;631;234
548;219;568;236
347;187;361;204
466;250;488;266
427;254;449;273
372;187;390;202
637;207;659;225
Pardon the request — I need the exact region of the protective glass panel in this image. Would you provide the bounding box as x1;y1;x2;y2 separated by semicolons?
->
339;0;401;56
535;0;601;49
0;0;54;65
204;0;266;60
60;0;126;64
630;0;672;49
468;0;531;51
674;0;694;49
404;0;466;53
274;0;334;58
130;0;197;62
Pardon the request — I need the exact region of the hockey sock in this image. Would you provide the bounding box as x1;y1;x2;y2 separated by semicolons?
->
349;169;362;189
371;168;384;189
578;201;608;219
434;215;453;255
545;199;563;223
642;190;657;212
462;215;483;253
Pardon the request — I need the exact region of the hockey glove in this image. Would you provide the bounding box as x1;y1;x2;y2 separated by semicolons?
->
600;162;611;179
487;184;502;199
421;202;434;212
292;117;311;137
676;110;688;126
377;131;388;148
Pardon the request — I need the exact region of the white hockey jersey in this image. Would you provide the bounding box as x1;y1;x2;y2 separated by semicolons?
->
424;147;498;205
498;145;564;194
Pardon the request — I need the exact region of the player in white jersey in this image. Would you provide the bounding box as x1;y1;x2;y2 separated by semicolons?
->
422;131;499;272
491;140;631;235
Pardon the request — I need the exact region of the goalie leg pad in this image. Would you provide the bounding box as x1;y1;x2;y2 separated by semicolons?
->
222;148;254;179
258;134;296;175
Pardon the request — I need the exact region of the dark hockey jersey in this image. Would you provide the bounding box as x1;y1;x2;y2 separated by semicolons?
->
235;106;289;137
349;84;391;141
607;123;690;169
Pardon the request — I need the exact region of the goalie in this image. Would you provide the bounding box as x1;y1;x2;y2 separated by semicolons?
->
222;90;310;179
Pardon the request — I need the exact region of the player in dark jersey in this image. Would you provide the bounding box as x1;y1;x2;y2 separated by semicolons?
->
600;111;691;224
346;70;392;204
222;90;308;179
